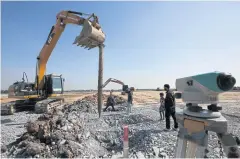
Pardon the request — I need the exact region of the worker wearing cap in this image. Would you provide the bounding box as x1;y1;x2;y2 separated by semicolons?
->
163;84;178;131
103;90;116;112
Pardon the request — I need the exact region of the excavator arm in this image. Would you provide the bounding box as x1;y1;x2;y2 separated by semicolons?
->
102;78;125;88
35;10;105;90
102;78;134;93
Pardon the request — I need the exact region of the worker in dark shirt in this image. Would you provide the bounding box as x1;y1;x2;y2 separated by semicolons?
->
163;84;178;131
127;87;134;114
103;90;116;111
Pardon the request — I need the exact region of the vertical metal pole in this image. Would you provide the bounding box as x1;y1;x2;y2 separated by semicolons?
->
123;125;129;158
98;44;104;118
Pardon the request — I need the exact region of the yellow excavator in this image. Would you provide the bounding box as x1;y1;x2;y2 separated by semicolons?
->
5;10;105;114
102;78;135;95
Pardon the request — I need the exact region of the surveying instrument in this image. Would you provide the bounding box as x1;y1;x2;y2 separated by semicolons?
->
174;72;240;158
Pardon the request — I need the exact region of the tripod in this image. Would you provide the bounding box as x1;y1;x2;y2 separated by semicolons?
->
174;104;240;158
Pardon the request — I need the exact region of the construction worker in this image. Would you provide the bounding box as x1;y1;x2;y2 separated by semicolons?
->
163;84;178;131
127;87;134;114
103;90;116;111
159;93;165;120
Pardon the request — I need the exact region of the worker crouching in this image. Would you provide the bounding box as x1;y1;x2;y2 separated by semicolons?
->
103;90;116;112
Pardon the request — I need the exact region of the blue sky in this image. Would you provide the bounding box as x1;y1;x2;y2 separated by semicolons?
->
1;1;240;90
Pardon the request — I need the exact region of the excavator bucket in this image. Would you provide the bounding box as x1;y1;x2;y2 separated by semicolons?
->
73;20;105;50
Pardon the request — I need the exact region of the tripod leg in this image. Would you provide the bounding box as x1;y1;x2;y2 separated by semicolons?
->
195;131;208;158
184;119;205;158
186;141;198;158
217;133;240;158
175;128;187;158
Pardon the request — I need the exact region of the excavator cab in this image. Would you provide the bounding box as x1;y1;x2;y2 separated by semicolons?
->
122;85;129;92
73;20;105;50
44;74;64;97
121;85;129;95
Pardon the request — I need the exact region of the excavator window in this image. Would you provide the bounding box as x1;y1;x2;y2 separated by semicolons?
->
52;77;63;93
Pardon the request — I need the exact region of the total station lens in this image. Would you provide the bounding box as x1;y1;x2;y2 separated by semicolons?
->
217;73;236;91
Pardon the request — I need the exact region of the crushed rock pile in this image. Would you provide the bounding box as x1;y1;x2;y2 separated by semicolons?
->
3;100;240;158
64;94;127;114
68;99;97;114
6;112;110;158
4;96;127;158
82;93;127;105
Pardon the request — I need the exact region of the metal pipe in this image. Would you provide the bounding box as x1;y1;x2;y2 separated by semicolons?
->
98;44;104;118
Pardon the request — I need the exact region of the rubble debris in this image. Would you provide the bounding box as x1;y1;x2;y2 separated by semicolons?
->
70;99;97;113
235;136;240;145
2;97;240;158
1;144;7;153
4;95;119;158
26;121;39;134
66;94;127;114
25;142;44;156
1;102;15;115
82;93;127;105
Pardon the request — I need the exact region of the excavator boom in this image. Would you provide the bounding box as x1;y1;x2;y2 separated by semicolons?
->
102;78;134;93
102;78;125;88
36;10;105;90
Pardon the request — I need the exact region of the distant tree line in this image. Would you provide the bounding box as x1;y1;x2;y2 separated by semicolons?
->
2;86;239;94
1;90;8;94
156;87;240;91
233;86;240;90
156;87;177;91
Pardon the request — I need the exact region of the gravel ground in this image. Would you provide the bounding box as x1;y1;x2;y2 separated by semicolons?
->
1;111;41;158
1;101;240;158
1;112;41;145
